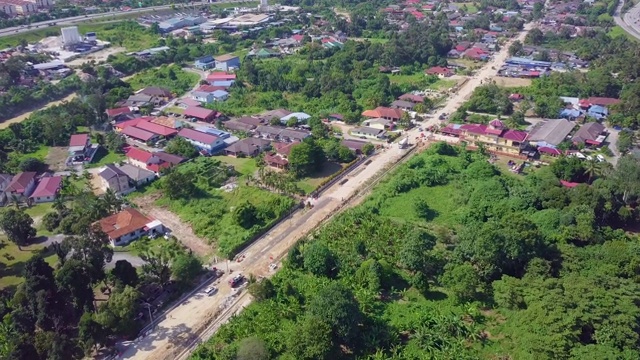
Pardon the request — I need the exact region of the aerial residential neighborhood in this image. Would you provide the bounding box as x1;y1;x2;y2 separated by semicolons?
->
1;0;640;359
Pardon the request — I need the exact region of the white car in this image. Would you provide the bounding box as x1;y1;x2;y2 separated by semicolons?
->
269;263;278;271
596;154;606;162
204;287;218;296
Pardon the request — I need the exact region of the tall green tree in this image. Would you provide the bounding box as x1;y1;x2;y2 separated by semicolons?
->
0;208;36;250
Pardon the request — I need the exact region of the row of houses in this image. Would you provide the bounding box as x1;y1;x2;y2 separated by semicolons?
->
440;116;609;158
97;148;185;195
0;172;62;205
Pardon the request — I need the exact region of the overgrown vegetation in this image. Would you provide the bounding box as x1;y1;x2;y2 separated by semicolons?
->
153;157;297;257
126;64;199;95
193;143;640;359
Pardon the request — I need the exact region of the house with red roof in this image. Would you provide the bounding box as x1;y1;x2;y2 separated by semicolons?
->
206;72;236;83
425;66;454;78
463;47;489;61
121;126;159;143
68;133;98;164
399;93;425;103
5;172;37;198
133;120;178;137
97;208;164;246
361;106;404;121
30;176;62;203
125;147;176;174
456;120;528;156
585;97;621;107
183;107;220;123
106;106;135;120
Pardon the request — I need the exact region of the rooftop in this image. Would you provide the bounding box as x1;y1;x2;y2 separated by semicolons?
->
178;128;219;144
98;208;153;240
30;176;62;199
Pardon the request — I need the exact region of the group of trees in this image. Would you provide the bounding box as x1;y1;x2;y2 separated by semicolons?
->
0;226;204;359
192;143;640;359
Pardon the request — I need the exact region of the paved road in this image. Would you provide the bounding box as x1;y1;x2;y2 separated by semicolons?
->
116;23;536;360
614;1;640;40
41;235;144;268
0;0;256;38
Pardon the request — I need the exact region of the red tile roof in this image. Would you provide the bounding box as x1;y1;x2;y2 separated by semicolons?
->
6;172;36;193
399;93;424;103
178;128;219;144
273;141;298;156
114;117;144;130
134;121;178;137
126;147;155;163
30;176;62;199
183;106;216;120
98;208;152;240
538;146;561;156
425;66;453;76
460;124;527;142
264;153;288;166
106;107;133;117
560;180;581;188
361;106;404;120
585;97;620;106
69;134;89;147
206;72;236;81
121;126;157;141
291;34;304;42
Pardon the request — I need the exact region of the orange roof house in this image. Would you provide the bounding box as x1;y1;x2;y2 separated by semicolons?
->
361;106;404;121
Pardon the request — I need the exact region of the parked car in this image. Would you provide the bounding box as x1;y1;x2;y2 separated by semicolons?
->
204;287;218;296
229;274;245;288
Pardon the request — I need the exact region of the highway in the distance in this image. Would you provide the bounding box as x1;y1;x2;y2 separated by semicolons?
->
614;1;640;40
0;0;255;38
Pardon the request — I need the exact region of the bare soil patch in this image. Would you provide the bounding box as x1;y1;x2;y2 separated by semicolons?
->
45;146;69;172
494;77;532;87
132;193;213;257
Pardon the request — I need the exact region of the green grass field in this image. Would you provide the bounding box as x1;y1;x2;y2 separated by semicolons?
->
375;183;459;227
0;234;56;290
212;155;258;176
608;25;639;42
295;162;345;195
86;147;126;168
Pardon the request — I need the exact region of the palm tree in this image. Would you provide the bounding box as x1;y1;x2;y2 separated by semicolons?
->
102;189;122;214
52;198;67;216
584;159;601;182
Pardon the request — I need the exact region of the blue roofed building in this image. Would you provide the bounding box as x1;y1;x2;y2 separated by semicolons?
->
560;108;583;120
211;80;235;88
194;55;215;70
587;105;608;119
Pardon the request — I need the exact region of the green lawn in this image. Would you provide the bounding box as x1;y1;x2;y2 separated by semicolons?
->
389;73;427;85
0;235;57;290
459;2;479;13
86;147;126;168
608;25;639;42
212;155;258;176
430;79;457;90
295;162;345;195
24;203;53;218
374;183;460;227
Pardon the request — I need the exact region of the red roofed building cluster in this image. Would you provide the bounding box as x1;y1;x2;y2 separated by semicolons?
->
115;117;178;143
125;147;185;174
441;120;528;156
